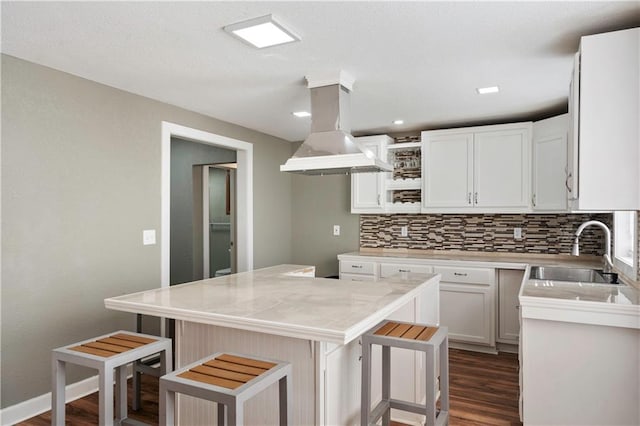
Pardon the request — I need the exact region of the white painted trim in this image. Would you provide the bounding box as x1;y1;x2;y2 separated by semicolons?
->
0;375;99;425
160;121;253;291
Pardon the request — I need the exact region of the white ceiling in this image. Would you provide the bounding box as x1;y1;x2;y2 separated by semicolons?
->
2;1;639;142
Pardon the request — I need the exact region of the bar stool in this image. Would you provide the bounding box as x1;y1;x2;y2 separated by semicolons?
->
52;330;172;426
160;352;292;426
361;320;449;426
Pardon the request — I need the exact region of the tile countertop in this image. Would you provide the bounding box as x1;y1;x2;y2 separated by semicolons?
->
340;249;640;329
104;264;439;345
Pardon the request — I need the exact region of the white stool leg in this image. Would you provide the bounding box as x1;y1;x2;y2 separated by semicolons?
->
382;345;391;426
439;336;450;413
160;381;175;426
98;366;114;426
278;373;291;426
361;340;372;426
51;357;66;426
115;365;128;422
425;346;436;426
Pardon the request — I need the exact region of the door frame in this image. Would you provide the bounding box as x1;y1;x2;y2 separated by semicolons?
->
161;122;253;289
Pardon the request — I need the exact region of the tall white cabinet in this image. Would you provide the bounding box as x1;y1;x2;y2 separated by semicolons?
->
422;122;531;212
569;27;640;210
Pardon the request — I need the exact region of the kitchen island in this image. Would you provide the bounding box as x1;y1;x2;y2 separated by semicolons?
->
105;264;440;425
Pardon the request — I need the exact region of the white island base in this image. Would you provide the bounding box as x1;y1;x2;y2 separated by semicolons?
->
174;290;437;426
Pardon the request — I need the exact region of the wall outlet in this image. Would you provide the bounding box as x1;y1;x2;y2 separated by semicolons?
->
513;227;522;240
143;229;156;245
401;226;408;237
333;225;340;236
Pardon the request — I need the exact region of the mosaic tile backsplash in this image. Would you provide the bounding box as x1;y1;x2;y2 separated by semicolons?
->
360;213;613;255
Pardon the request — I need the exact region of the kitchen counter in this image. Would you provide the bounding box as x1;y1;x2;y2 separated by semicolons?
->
105;264;439;425
105;264;438;345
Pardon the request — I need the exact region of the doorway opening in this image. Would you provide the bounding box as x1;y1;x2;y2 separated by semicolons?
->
161;122;253;289
202;163;237;279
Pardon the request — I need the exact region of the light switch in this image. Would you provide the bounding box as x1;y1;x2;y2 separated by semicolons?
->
401;226;408;237
143;229;156;245
333;225;340;236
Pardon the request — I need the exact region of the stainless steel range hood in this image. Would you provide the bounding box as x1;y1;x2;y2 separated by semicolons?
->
280;78;393;175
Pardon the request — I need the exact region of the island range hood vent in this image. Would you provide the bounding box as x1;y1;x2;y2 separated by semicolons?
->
280;78;393;175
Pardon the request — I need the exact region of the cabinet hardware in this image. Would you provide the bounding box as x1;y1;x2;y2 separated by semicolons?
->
474;192;478;204
399;269;410;273
377;194;381;205
467;192;472;205
352;265;363;269
532;194;536;207
565;173;572;192
453;272;468;276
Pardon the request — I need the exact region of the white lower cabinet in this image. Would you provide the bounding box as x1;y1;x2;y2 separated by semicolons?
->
338;255;512;352
435;266;495;346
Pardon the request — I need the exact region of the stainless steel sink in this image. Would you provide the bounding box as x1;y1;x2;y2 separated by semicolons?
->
529;266;619;284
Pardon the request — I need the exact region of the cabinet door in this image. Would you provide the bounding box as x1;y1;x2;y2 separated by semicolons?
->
578;28;640;210
351;138;386;213
474;127;530;208
439;282;494;345
497;269;523;343
533;115;568;211
422;132;474;208
567;52;580;204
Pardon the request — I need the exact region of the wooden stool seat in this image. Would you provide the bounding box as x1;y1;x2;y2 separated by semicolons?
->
160;352;292;426
52;331;172;426
362;320;449;426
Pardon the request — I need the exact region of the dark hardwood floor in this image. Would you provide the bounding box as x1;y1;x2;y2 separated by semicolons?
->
20;348;521;425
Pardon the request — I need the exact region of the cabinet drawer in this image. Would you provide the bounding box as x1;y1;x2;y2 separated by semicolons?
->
340;261;376;275
380;263;433;278
340;273;377;282
433;266;495;285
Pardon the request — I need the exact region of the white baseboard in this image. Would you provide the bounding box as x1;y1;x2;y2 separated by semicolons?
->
0;375;99;425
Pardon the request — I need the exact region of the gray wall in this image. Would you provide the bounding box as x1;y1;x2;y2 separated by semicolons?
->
290;145;360;277
1;55;292;407
170;138;235;285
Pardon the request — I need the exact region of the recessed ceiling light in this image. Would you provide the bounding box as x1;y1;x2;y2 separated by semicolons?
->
224;14;300;49
292;111;311;118
476;86;500;94
392;120;404;125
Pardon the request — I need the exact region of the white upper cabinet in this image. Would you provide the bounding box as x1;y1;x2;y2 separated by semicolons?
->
422;132;474;208
422;122;531;212
474;127;530;208
570;28;640;210
350;135;390;213
532;114;568;211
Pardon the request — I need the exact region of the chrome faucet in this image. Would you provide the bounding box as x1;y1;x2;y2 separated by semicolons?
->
571;220;614;273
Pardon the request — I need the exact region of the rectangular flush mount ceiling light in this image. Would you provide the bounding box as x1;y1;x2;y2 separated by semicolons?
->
476;86;500;94
224;14;300;48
